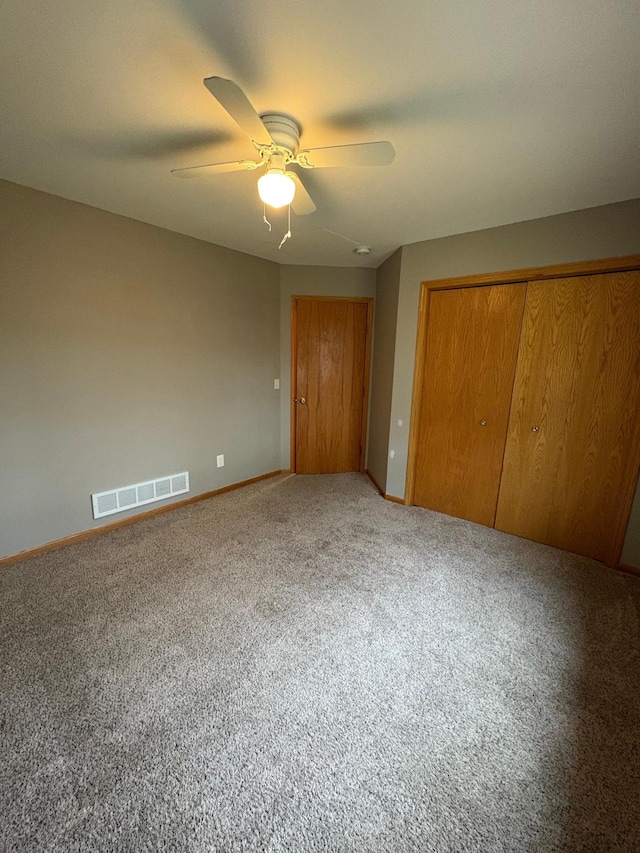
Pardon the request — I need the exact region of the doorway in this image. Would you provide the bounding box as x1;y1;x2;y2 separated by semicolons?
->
291;296;373;474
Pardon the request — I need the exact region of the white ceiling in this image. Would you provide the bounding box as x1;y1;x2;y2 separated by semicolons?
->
1;0;639;268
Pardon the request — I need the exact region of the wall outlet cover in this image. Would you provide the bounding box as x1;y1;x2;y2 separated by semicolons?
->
216;454;224;467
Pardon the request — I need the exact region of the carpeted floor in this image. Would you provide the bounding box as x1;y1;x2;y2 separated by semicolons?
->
1;473;639;852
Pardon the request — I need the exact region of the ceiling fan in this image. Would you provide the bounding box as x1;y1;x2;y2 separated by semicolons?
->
171;76;395;218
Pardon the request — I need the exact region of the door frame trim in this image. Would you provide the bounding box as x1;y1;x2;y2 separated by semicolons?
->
405;254;640;513
290;295;374;474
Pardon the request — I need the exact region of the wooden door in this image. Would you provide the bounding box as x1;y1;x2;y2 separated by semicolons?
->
495;271;640;565
293;297;372;474
413;284;526;526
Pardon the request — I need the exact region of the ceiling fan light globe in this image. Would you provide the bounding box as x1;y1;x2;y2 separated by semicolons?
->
257;172;296;208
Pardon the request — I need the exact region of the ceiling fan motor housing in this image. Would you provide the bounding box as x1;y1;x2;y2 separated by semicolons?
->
260;114;300;156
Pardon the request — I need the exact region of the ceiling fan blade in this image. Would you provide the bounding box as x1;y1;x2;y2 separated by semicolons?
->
298;141;395;169
290;173;317;215
203;76;273;146
171;160;257;179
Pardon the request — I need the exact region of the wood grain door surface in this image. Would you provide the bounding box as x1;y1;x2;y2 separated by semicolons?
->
413;284;526;526
294;298;371;474
495;271;640;565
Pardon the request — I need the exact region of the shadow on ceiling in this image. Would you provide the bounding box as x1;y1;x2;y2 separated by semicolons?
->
66;129;233;161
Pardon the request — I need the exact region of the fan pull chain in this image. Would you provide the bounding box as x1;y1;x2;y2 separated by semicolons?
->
278;204;292;250
263;204;272;231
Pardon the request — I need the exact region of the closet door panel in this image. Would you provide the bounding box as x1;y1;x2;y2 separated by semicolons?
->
414;283;526;526
495;271;640;565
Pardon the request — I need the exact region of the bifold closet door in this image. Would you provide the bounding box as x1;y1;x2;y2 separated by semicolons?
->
495;271;640;566
413;283;526;526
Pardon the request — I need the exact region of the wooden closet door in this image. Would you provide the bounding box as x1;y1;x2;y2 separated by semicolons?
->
495;271;640;566
413;284;526;526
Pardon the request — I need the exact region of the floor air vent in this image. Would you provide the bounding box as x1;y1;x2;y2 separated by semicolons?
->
92;472;189;519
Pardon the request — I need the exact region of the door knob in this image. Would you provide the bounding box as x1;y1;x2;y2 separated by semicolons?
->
479;419;487;426
532;426;539;432
294;397;306;405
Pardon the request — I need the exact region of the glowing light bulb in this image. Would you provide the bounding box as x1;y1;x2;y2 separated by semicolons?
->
257;171;296;208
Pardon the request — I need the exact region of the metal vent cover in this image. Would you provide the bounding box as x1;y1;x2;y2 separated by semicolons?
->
91;471;190;519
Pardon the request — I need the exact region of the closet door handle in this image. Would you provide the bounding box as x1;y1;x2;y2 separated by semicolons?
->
479;420;487;426
531;426;539;433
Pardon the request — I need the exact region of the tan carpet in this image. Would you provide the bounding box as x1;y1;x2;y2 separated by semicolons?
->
1;473;639;851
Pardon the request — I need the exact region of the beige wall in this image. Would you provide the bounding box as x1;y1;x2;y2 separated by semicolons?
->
279;265;376;470
383;198;640;565
0;180;281;557
367;249;401;491
623;488;640;567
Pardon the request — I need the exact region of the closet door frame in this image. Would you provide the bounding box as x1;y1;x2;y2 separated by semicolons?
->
405;254;640;559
